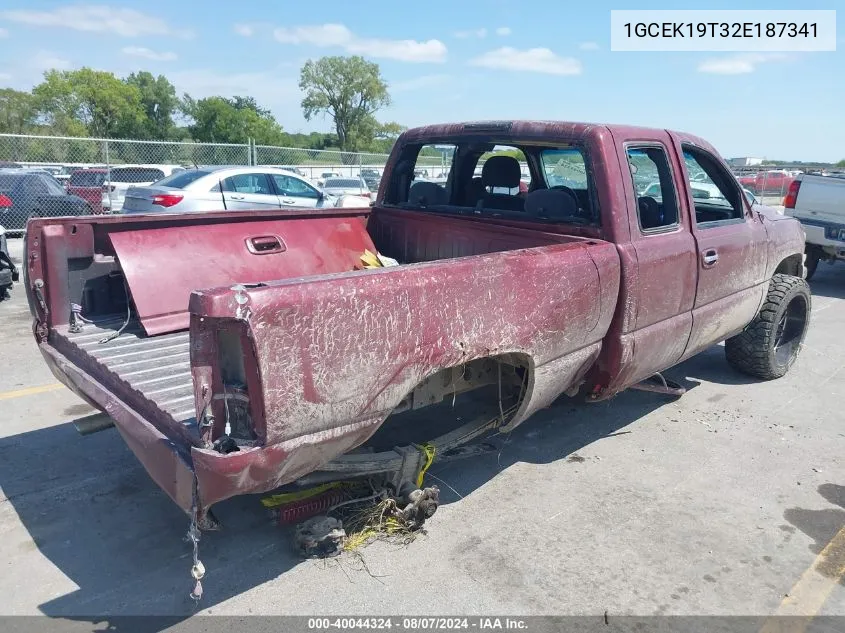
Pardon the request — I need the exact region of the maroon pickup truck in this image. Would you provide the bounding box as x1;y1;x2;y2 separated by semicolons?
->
25;121;810;529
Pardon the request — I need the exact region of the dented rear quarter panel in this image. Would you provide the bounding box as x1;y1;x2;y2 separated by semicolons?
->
188;239;620;497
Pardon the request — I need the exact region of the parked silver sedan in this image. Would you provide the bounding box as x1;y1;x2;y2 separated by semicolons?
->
321;177;372;201
122;166;362;214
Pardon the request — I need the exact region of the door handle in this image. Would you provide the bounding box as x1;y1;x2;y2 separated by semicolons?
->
229;194;245;200
281;199;296;205
702;249;719;267
246;235;286;255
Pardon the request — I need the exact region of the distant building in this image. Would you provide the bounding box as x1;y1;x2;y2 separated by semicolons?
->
729;157;764;167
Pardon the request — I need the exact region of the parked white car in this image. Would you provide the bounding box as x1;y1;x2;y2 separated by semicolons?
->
103;165;184;213
316;171;341;186
122;166;368;214
322;177;372;200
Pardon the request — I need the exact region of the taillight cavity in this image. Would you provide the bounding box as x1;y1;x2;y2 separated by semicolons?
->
783;180;801;209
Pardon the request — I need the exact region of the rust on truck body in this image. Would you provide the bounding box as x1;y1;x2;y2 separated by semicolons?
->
25;120;806;516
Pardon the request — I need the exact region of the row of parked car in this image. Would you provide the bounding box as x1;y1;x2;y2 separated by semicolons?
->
0;163;383;234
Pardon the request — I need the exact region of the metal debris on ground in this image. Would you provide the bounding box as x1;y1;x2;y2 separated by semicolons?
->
295;516;346;558
264;479;441;558
338;486;440;552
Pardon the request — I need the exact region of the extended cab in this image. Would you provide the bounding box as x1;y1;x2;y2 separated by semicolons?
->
25;121;810;526
784;173;845;278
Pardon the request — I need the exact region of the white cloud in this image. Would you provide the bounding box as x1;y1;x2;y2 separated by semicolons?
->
390;74;450;92
273;23;447;62
31;50;72;72
579;41;599;50
0;5;193;39
469;47;582;75
0;72;11;81
121;46;177;62
234;23;253;37
697;53;785;75
169;68;300;111
0;27;8;38
495;27;511;36
454;28;487;39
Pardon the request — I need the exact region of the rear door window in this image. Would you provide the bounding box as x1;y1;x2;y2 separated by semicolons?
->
221;173;274;194
625;146;679;231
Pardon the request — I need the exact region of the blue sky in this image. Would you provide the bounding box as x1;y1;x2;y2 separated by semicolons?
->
0;1;841;161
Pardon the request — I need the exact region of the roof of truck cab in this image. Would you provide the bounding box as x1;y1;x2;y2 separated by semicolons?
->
399;120;709;147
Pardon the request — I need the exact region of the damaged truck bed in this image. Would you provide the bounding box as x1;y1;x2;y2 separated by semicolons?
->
26;120;810;525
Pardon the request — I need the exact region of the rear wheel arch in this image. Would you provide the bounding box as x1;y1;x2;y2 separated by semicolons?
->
369;353;536;448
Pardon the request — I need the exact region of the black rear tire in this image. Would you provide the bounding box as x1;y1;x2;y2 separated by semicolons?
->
725;274;811;380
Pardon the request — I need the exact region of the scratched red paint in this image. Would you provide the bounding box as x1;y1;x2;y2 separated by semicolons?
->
25;121;806;517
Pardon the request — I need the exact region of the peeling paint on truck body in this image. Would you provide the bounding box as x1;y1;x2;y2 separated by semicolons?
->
25;120;806;516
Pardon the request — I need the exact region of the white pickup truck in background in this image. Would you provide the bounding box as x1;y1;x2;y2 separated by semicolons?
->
784;173;845;279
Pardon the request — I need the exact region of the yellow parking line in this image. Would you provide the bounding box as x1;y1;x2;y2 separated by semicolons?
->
759;523;845;633
0;383;64;401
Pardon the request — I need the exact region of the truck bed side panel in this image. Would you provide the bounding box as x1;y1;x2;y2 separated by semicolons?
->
188;241;620;502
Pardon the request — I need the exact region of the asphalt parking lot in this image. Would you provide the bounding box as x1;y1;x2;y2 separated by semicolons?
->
0;236;843;619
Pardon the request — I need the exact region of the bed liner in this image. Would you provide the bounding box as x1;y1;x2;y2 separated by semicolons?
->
52;317;198;441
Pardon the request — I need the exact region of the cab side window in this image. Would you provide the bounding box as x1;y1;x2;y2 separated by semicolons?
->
626;146;679;231
682;145;744;226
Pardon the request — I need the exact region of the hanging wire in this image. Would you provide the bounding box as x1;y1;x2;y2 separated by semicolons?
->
98;278;131;344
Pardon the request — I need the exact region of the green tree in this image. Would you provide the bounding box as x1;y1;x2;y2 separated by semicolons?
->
0;89;37;134
836;159;845;168
124;71;179;140
368;120;406;153
33;68;144;138
299;56;390;153
182;95;285;145
229;96;272;117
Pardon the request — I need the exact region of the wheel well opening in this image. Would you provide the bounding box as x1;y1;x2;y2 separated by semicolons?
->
363;354;532;451
774;254;802;277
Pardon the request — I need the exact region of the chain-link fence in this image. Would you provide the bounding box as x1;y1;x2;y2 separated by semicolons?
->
0;133;402;234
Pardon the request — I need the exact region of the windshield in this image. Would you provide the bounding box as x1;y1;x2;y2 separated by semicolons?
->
110;167;166;183
70;171;106;187
324;178;362;188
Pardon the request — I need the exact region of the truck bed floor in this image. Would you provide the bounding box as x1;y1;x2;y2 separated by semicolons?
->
55;316;198;436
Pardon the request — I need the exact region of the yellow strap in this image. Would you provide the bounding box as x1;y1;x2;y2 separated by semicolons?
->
260;481;344;508
415;443;436;488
